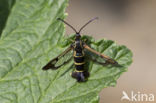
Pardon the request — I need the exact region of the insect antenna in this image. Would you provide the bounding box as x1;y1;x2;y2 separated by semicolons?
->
78;17;99;34
57;18;78;33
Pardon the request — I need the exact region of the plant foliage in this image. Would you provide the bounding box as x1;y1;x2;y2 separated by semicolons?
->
0;0;132;103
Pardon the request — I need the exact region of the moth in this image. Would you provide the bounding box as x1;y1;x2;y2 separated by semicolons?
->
42;17;118;82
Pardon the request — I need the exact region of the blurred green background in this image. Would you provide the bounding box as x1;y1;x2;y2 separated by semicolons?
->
66;0;156;103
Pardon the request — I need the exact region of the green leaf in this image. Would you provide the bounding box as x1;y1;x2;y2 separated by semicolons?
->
0;0;133;103
0;0;15;36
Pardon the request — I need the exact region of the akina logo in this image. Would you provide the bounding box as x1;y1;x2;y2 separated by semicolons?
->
121;91;154;102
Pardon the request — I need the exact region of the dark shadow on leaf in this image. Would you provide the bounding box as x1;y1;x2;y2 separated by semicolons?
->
0;0;15;36
91;58;122;67
60;64;74;77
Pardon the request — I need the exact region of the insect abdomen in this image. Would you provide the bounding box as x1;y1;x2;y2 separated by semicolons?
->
74;52;85;71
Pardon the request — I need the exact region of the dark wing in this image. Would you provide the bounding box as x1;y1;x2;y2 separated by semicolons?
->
83;44;119;66
42;46;73;70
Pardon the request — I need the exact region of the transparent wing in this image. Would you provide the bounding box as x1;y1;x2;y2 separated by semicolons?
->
83;44;119;66
42;46;73;70
84;49;108;66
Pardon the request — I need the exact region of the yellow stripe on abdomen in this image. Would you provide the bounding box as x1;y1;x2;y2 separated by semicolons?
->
74;62;85;65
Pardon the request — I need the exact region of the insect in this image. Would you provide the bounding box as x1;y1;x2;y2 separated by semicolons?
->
42;17;118;82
